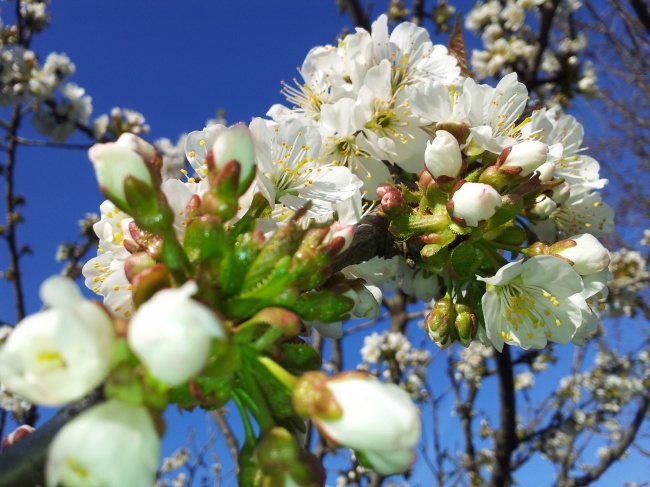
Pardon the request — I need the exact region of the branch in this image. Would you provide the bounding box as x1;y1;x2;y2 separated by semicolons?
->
627;0;650;35
488;346;518;487
566;395;650;487
0;389;104;487
338;0;371;30
523;0;562;89
332;214;401;272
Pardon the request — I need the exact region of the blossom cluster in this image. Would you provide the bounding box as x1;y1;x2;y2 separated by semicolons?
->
465;0;597;99
359;331;431;401
0;12;618;487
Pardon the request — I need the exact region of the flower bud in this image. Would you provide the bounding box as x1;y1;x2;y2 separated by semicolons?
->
527;194;557;220
294;372;420;475
115;132;157;162
449;182;502;227
454;304;478;347
89;139;155;213
211;123;256;195
128;281;227;386
534;161;556;183
551;234;611;276
0;276;115;406
424;297;457;349
498;140;548;177
424;130;463;181
378;186;409;217
46;401;160;487
323;223;355;257
2;425;35;449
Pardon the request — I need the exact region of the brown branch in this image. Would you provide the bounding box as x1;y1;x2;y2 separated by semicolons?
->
523;0;562;89
627;0;650;35
564;395;650;487
447;352;481;485
332;214;397;272
488;346;518;487
0;389;104;487
4;105;26;323
211;409;239;469
338;0;371;30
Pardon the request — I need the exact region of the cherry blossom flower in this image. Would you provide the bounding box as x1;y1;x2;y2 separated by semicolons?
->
478;256;588;351
450;182;503;226
46;401;160;487
0;276;115;405
128;281;227;386
310;374;420;475
251;117;361;221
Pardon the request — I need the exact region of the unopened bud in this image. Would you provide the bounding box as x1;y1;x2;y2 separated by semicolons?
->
379;187;409;217
424;130;463;181
551;234;610;276
454;304;478;347
449;182;502;227
526;194;557;220
424;297;457;349
2;425;35;449
211;123;256;195
497;141;548;177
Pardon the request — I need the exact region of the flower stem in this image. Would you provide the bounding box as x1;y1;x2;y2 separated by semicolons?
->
161;228;193;283
231;390;256;445
257;356;297;391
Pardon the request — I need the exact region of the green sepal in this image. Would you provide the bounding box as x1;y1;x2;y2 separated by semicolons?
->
486;194;524;229
448;241;483;282
167;374;233;410
252;362;295;420
124;176;174;233
420;245;449;272
449;222;473;235
426;185;449;212
400;183;421;204
491;225;527;247
237;441;260;487
131;263;171;308
184;215;228;265
104;361;146;405
295;290;355;322
219;232;262;297
279;340;323;374
464;137;485;158
242;222;304;292
224;257;298;318
389;213;450;239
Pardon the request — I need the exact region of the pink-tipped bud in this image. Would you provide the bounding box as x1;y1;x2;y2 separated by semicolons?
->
498;140;549;177
449;182;502;227
2;425;35;449
323;223;355;257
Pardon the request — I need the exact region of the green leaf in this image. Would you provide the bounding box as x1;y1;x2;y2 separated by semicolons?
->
295;290;355;322
184;215;228;265
279;340;323;374
449;241;483;282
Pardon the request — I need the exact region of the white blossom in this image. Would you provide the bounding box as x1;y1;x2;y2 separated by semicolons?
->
0;276;114;406
46;401;160;487
128;281;227;386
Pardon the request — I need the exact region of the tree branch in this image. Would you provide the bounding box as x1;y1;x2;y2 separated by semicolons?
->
488;346;518;487
0;389;104;487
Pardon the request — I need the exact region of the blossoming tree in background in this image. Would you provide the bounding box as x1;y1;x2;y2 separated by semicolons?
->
0;1;649;486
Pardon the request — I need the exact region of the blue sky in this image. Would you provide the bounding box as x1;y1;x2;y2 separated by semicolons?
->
1;2;647;485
